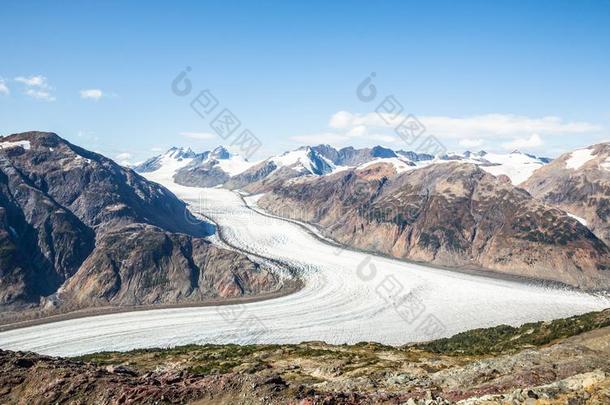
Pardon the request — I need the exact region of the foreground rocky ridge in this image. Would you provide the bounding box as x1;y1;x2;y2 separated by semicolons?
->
0;132;281;318
1;309;609;404
258;161;610;289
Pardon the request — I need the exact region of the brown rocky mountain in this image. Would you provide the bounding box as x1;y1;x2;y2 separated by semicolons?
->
258;161;610;289
523;142;610;246
0;131;280;314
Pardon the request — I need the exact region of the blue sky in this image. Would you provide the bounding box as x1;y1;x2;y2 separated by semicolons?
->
1;0;609;163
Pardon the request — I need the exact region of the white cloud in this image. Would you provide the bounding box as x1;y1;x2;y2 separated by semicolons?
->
14;75;47;87
370;134;400;143
329;111;601;139
346;125;367;137
180;131;216;140
329;110;399;129
80;89;103;100
0;79;9;95
422;115;599;138
290;132;351;145
25;88;55;101
501;133;544;150
14;75;55;101
290;131;400;146
329;111;355;129
459;138;485;148
115;152;133;166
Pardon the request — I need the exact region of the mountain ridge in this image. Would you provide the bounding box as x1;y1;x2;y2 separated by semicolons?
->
135;143;552;192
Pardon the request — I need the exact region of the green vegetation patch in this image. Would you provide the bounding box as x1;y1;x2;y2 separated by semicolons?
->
418;308;610;355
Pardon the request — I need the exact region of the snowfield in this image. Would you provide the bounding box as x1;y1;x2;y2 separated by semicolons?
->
565;147;595;169
0;169;608;357
479;152;546;185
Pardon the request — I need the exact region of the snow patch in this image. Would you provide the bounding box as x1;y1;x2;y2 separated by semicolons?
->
270;149;320;174
567;213;588;227
144;152;193;183
0;140;31;150
216;155;255;176
565;148;595;170
479;152;545;185
358;157;415;173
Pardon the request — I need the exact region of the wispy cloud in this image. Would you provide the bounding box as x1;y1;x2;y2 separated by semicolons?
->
24;88;55;101
115;152;133;166
501;133;543;150
14;75;47;87
180;131;216;140
80;89;104;100
459;138;485;148
329;111;601;139
14;75;55;101
0;79;9;95
290;132;351;145
290;130;398;146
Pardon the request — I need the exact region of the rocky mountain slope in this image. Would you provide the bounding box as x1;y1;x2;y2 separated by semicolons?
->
2;308;609;404
0;132;280;315
258;161;610;289
523;142;610;246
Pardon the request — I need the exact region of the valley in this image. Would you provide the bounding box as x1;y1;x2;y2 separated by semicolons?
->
0;161;607;357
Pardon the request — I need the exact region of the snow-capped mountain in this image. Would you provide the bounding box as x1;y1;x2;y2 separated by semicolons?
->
270;146;336;176
135;146;255;187
135;144;552;191
430;150;551;185
328;148;551;185
134;147;198;173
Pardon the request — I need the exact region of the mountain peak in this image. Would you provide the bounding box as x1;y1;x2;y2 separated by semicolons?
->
165;146;197;160
210;146;231;160
370;145;397;158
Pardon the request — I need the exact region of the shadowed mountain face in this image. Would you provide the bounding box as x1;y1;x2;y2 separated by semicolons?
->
523;142;610;246
0;132;279;311
258;161;610;289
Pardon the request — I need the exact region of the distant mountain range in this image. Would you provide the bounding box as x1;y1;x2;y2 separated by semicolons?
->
135;144;552;193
